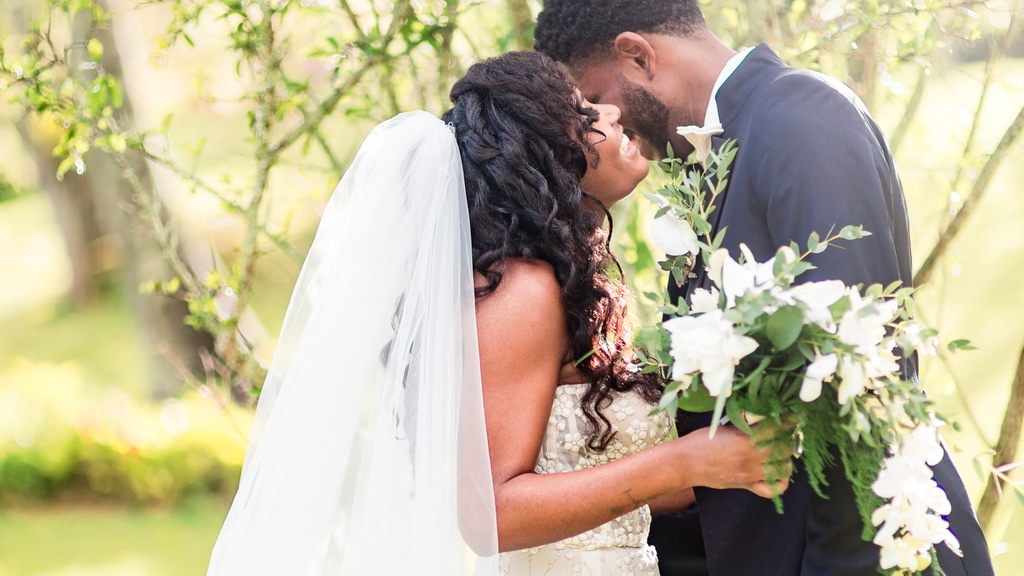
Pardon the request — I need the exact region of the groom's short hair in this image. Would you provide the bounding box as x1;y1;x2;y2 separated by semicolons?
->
534;0;707;67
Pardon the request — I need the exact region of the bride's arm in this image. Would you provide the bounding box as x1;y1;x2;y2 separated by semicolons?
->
476;260;786;553
647;487;696;515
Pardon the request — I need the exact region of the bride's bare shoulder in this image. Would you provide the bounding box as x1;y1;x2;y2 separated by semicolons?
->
475;259;567;413
475;258;562;315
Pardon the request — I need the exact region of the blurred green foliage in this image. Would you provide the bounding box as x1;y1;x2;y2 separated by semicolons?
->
0;174;22;203
0;358;245;506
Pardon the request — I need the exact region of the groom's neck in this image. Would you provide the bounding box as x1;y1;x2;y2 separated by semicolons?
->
649;31;736;126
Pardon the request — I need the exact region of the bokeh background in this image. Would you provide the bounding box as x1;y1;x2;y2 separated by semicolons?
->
1;0;1022;574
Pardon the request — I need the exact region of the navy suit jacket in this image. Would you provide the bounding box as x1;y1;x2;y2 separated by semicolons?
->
650;45;993;576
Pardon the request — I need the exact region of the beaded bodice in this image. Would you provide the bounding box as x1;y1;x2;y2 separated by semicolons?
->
523;383;671;551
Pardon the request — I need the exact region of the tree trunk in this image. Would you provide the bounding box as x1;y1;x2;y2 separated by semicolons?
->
70;3;216;398
16;120;107;308
847;27;878;112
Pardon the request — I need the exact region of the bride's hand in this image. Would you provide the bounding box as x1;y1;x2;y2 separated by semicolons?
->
681;425;794;499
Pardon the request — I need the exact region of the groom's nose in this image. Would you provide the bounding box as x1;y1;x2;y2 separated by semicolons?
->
594;103;621;124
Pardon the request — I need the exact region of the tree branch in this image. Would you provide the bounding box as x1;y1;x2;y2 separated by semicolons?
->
888;65;928;155
949;8;1018;202
976;344;1024;531
914;103;1024;286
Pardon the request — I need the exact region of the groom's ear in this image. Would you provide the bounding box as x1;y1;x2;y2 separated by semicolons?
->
613;32;657;81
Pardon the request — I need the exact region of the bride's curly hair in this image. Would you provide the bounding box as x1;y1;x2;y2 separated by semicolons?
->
442;51;662;451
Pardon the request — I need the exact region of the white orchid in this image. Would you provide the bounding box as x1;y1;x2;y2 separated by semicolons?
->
708;245;778;308
690;286;721;314
864;342;901;380
871;425;962;571
901;321;940;356
874;534;929;572
649;195;700;256
788;280;846;331
676;122;723;167
663;309;758;397
837;354;870;404
707;247;728;287
836;299;894;355
900;424;947;467
799;352;838;402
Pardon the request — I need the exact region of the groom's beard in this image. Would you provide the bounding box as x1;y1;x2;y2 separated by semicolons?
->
618;76;678;160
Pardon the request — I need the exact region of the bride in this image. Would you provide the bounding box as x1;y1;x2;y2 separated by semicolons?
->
207;51;789;576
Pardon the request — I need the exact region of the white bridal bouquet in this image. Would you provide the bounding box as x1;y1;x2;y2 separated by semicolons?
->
640;141;967;575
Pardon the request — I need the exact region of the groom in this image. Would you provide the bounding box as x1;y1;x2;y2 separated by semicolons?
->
534;2;995;575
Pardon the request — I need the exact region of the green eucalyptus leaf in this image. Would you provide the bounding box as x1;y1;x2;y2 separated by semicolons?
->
711;227;728;251
806;231;820;253
790;261;815;279
766;306;804;350
947;339;976;352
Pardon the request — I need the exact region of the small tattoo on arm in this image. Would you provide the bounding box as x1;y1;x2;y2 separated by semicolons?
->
613;489;649;516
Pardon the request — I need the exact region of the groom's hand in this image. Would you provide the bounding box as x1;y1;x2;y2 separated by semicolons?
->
749;419;797;498
685;425;793;499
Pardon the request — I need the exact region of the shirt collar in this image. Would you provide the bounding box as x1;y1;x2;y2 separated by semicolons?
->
703;47;755;128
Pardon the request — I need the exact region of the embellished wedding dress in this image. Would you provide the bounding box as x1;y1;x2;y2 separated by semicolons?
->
500;383;672;576
206;112;670;576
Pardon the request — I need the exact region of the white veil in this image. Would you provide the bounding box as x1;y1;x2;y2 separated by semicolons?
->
207;111;499;575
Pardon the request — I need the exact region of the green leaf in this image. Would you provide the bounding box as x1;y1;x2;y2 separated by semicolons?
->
746;368;765;401
970;456;985;480
108;77;123;108
790;261;814;278
806;231;820;253
87;38;103;61
777;348;809;371
947;339;977;352
709;389;730;437
56;155;77;178
894;287;916;301
671;266;684;287
677;382;717;413
726;400;753;435
838;225;872;240
106;132;126;153
160;112;174;134
711;226;728;251
766;306;803;350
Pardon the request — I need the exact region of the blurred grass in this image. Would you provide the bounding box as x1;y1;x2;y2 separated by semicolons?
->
0;499;229;576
